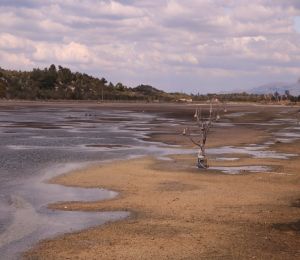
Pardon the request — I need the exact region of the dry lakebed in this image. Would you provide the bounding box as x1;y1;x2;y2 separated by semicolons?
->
0;101;299;259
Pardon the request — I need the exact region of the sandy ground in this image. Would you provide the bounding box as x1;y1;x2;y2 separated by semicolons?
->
16;102;300;259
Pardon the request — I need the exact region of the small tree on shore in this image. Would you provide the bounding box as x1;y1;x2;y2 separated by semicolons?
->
183;99;226;168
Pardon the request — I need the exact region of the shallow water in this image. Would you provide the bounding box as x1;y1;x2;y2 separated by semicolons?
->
208;116;300;173
225;112;256;118
210;165;271;174
215;157;240;161
273;126;300;143
207;145;296;159
0;107;190;259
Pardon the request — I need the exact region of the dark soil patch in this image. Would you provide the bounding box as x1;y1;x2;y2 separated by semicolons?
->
273;220;300;233
8;122;61;129
291;198;300;208
158;181;198;192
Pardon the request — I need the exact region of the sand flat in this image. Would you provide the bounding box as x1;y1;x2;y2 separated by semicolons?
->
26;156;300;259
17;102;300;259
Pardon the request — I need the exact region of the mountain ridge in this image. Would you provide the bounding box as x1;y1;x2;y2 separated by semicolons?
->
248;80;300;96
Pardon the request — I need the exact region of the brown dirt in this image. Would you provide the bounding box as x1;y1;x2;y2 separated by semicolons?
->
21;102;300;259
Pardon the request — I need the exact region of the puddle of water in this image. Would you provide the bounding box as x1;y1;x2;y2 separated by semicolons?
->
239;122;280;126
274;118;296;123
275;138;294;143
215;157;240;161
272;126;300;143
275;132;300;138
225;112;256;118
264;141;275;145
207;145;296;159
210;165;271;174
157;156;173;161
274;132;300;144
215;122;235;127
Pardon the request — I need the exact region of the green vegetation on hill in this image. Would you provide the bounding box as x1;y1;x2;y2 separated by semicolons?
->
0;65;190;101
0;65;299;103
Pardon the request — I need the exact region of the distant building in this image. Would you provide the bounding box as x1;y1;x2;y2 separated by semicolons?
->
177;98;193;103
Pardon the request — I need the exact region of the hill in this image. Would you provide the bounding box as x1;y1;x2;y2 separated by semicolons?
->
0;65;189;101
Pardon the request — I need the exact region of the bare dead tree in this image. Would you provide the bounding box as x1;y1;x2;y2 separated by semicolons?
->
183;99;226;168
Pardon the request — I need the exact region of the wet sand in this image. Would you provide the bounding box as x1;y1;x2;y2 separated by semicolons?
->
9;101;299;259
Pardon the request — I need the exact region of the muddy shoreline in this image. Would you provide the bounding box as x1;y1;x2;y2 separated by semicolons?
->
1;101;299;259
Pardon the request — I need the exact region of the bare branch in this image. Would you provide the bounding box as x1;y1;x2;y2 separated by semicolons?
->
183;98;227;168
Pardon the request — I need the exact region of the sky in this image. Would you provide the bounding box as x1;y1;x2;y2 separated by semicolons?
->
0;0;300;93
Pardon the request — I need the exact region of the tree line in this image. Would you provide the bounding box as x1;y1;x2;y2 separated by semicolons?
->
0;65;189;101
191;92;300;103
0;65;299;103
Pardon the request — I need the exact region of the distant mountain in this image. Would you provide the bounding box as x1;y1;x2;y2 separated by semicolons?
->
248;79;300;96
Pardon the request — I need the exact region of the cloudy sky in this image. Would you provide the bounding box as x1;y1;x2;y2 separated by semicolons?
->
0;0;300;93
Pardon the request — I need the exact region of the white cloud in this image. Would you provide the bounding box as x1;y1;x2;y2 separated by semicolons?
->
0;33;31;50
33;42;92;63
39;19;69;33
0;50;33;69
0;0;299;92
